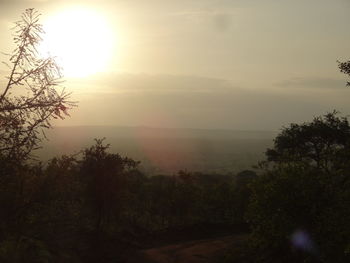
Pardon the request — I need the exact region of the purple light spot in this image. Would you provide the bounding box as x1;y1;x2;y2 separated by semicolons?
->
291;230;314;252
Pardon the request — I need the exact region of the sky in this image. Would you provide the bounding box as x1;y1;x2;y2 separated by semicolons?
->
0;0;350;130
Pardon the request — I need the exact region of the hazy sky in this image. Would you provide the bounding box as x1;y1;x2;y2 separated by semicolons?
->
1;0;350;130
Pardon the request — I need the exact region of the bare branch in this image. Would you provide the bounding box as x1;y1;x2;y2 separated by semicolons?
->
0;8;77;161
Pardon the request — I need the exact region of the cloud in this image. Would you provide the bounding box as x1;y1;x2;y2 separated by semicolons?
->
275;77;346;89
79;73;234;94
58;73;350;130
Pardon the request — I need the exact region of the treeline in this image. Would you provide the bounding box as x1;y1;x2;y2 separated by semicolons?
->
0;139;256;262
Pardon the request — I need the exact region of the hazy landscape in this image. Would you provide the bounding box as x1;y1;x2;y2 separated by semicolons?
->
39;126;276;174
1;1;350;263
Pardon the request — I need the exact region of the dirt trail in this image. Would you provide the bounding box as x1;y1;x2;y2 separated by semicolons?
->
139;235;246;263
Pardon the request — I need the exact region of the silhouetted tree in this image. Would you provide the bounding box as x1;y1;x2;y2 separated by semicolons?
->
265;111;350;172
247;113;350;262
0;9;76;262
79;139;138;233
338;59;350;86
0;8;75;160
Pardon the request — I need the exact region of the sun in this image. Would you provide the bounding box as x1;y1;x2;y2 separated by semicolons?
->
40;8;116;78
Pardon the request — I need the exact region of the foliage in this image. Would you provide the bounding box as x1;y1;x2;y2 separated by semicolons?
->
338;59;350;86
0;136;256;262
0;8;75;160
79;139;138;233
265;111;350;172
247;112;350;263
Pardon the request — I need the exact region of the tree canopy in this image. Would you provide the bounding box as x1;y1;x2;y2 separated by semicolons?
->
265;111;350;172
248;112;350;263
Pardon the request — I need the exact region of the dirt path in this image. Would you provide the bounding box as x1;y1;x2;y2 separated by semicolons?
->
139;235;246;263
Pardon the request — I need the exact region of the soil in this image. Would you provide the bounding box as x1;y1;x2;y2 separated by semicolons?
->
132;234;248;263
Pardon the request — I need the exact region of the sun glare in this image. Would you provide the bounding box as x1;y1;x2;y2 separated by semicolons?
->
41;8;115;78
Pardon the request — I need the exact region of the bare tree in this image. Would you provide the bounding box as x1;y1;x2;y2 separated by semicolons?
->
0;8;76;160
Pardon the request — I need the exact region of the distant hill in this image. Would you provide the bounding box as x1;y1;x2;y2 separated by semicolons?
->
37;126;277;175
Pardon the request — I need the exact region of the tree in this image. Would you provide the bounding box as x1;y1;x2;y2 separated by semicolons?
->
265;111;350;172
246;112;350;262
338;60;350;86
0;8;75;160
79;139;138;233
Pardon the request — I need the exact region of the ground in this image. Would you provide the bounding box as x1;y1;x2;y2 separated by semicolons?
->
128;234;248;263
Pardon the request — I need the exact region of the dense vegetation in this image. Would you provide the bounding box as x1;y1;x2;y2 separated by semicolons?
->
1;112;350;263
0;138;256;262
244;112;350;263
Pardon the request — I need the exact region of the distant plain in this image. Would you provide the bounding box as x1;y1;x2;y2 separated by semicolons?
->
38;126;276;175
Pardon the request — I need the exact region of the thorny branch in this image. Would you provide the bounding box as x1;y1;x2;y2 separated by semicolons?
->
0;8;76;160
